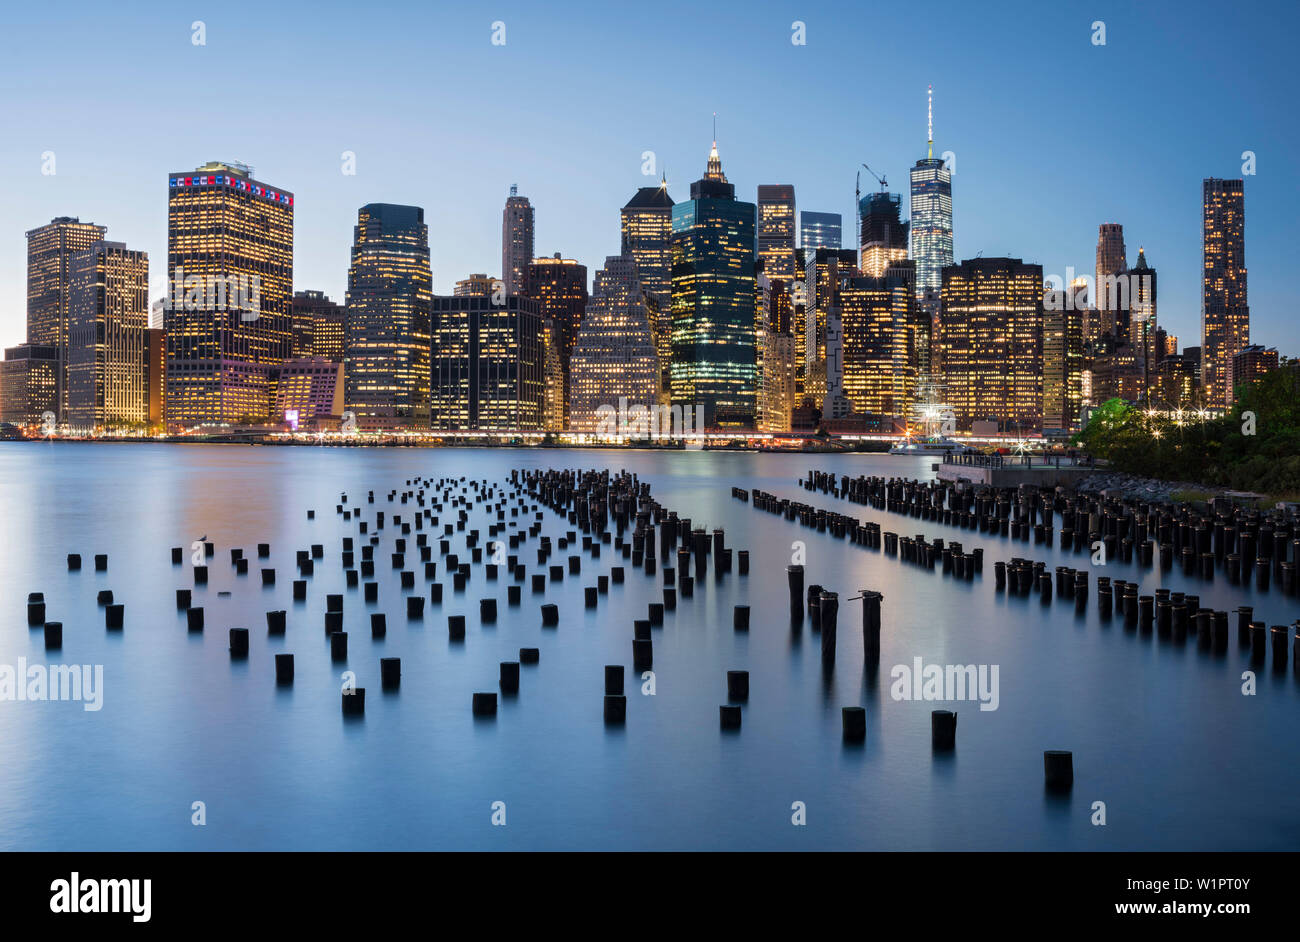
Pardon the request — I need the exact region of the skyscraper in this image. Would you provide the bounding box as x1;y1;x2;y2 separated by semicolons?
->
621;180;675;302
524;254;588;422
1094;223;1127;340
165;161;294;427
67;241;150;430
1201;178;1248;406
502;186;535;296
939;257;1044;433
1043;281;1086;432
858;190;908;278
292;290;345;362
568;255;661;432
802;248;858;409
541;319;566;432
909;87;953;298
799;212;841;251
25;216;108;421
839;260;917;420
343;203;433;429
621;181;675;393
430;294;544;430
670;139;758;428
1130;248;1158;401
757;185;797;282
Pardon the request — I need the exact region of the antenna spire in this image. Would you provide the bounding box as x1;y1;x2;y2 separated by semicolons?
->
927;85;933;160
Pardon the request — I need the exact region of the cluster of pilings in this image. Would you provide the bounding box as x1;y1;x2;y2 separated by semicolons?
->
992;554;1300;668
516;467;753;727
742;487;982;582
802;470;1299;597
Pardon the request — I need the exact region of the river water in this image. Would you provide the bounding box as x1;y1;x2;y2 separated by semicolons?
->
0;443;1295;850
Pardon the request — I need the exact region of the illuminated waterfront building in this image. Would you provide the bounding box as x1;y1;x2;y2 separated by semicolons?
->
939;257;1044;433
757;185;797;282
343;203;432;430
502;186;535;296
799;211;841;251
568;255;661;433
838;260;917;420
291;290;345;362
909;87;953;298
144;328;165;427
430;294;544;431
1201;178;1249;406
271;358;344;428
165;161;294;427
524;254;588;422
0;344;61;427
25;216;108;420
670;139;757;428
857;189;908;278
67;241;150;431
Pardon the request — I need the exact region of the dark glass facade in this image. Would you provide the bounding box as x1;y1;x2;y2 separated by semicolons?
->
669;143;757;429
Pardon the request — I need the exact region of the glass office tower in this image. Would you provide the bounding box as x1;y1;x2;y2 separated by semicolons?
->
670;140;758;429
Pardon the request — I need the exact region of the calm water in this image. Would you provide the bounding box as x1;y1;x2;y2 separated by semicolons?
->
0;443;1296;851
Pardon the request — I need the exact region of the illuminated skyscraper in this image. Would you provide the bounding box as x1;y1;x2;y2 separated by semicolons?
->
502;186;535;296
568;255;661;432
799;211;841;251
1043;281;1087;432
939;257;1043;433
67;241;150;431
621;181;675;392
670;139;758;428
803;248;857;407
343;203;432;429
165;161;294;427
524;254;588;422
621;179;674;302
291;290;345;362
909;87;953;297
541;319;566;431
839;260;917;419
857;189;908;278
430;294;544;430
757;185;796;282
1094;223;1127;340
1201;178;1248;406
25;216;108;420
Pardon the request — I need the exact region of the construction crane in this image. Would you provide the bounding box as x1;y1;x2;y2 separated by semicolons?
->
855;162;888;216
861;163;887;192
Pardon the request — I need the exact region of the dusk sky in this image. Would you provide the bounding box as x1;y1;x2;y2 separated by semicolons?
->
1;0;1295;355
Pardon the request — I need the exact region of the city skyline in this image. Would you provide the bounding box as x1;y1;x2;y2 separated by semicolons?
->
0;1;1295;361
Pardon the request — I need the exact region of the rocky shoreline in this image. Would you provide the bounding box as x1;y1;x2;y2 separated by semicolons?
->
1073;471;1231;503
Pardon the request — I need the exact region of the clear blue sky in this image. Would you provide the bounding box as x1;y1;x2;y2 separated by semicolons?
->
1;0;1295;357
